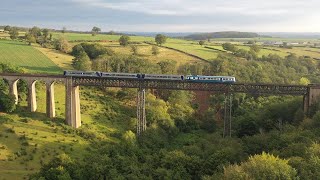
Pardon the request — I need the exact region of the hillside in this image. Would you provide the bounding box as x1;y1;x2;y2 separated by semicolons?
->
1;31;320;179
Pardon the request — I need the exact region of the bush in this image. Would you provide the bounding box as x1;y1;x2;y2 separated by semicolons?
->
223;152;297;180
54;36;71;53
0;92;16;112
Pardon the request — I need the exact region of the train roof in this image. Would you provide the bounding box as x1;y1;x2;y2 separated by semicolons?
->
144;74;183;76
186;75;236;78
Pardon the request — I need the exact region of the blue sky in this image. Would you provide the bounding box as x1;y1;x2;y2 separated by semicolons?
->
1;0;319;32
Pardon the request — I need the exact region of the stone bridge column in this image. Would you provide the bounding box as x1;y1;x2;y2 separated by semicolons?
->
304;86;320;114
7;79;19;104
27;80;37;112
65;77;81;128
46;81;55;118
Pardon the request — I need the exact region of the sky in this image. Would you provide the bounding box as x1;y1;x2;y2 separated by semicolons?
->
1;0;320;32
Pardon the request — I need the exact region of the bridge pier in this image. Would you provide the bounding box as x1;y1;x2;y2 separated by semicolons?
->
65;77;81;128
303;85;320;114
27;80;37;112
137;88;146;135
7;79;19;104
46;81;55;118
223;93;232;137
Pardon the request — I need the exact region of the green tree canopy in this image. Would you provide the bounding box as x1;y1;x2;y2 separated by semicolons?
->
91;26;101;36
9;27;19;40
119;35;130;47
222;43;238;52
72;50;92;71
4;25;11;32
54;36;71;53
155;34;167;46
223;152;297;180
199;40;205;46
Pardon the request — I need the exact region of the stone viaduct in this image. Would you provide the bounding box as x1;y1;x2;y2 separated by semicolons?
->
1;73;320;136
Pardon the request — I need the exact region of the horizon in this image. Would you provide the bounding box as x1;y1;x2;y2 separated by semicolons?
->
2;25;320;35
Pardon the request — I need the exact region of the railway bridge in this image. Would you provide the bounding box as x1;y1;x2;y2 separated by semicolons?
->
0;73;318;137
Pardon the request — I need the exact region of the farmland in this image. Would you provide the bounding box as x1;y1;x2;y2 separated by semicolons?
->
52;32;154;42
0;40;62;74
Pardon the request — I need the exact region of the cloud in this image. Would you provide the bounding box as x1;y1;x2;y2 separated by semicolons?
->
71;0;318;16
1;0;320;32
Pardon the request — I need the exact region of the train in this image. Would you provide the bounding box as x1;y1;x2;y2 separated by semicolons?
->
63;71;236;83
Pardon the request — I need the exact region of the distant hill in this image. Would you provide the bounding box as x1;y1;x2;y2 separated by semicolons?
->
184;31;260;40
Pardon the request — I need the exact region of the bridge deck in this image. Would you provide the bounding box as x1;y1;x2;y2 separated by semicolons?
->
0;73;309;95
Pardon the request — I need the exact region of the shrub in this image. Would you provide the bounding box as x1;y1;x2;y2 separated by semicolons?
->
223;152;297;179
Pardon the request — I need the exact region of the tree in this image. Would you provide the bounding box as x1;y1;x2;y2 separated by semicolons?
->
157;60;177;74
29;26;42;38
4;25;11;32
54;36;71;53
299;77;310;85
155;34;167;46
250;44;261;53
72;51;91;71
91;26;101;36
80;43;114;59
9;27;19;40
25;33;36;45
152;45;159;55
130;45;138;55
199;40;205;46
0;92;16;112
223;152;297;180
42;29;50;41
71;44;85;57
119;35;130;47
62;27;67;33
222;43;237;52
29;154;81;180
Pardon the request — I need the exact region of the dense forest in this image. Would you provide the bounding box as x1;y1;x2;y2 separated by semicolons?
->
23;42;320;179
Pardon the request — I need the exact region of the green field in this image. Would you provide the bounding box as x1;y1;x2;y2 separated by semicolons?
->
235;45;289;57
164;39;221;60
109;43;202;65
0;40;62;74
265;46;320;59
52;32;154;42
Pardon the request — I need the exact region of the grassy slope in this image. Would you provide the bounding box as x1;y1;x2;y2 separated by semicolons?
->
0;83;136;179
0;40;62;74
